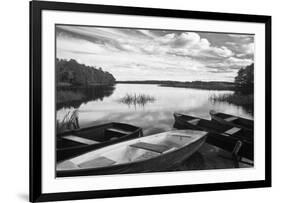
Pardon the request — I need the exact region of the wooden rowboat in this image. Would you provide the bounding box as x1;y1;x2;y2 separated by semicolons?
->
173;113;253;160
209;110;254;131
174;113;253;142
56;130;207;177
56;122;142;162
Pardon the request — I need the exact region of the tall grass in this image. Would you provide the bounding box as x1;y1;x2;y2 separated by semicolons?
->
210;93;253;105
56;109;79;133
210;93;253;113
118;93;155;107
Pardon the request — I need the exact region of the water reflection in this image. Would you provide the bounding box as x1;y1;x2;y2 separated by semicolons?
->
57;84;253;134
82;110;175;135
56;84;254;172
56;85;115;109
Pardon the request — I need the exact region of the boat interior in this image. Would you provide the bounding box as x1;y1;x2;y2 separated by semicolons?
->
178;114;231;132
213;113;253;127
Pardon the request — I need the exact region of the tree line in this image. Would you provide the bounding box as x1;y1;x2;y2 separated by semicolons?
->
56;59;116;86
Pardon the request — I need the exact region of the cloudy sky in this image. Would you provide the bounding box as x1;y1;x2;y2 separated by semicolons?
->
56;25;254;82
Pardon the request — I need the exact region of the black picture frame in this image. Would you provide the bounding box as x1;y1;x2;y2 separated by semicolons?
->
30;0;272;202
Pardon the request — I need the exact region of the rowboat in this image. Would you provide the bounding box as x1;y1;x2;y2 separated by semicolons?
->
173;113;253;160
209;110;254;131
56;122;143;162
56;130;207;177
174;113;253;142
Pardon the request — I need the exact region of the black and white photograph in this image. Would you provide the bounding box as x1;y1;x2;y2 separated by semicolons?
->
27;0;272;201
55;25;254;177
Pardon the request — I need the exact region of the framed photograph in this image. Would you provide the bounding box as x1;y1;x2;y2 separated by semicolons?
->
30;0;271;202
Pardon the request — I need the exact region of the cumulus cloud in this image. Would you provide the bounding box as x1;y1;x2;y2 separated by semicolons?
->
241;43;254;54
155;32;234;59
56;25;254;82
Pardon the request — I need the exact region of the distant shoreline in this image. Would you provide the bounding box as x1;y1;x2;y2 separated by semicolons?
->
57;80;237;91
57;82;115;88
116;80;236;91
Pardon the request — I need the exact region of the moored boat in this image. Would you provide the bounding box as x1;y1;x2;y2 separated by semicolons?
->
209;110;254;131
173;113;253;160
56;122;143;162
56;130;207;177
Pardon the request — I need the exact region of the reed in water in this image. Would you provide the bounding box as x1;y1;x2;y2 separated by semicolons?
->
118;93;155;107
56;109;79;133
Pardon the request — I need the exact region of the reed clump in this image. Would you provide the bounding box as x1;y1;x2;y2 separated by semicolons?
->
210;93;253;105
118;93;155;107
210;93;253;113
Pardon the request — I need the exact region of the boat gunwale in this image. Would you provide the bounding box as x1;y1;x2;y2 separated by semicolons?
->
57;122;141;137
210;110;253;121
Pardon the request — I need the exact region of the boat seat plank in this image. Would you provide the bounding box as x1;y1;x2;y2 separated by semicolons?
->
224;127;241;135
225;116;238;122
106;128;131;135
130;142;169;153
62;135;100;145
79;156;116;168
187;118;200;125
58;160;79;170
221;133;230;137
172;134;192;138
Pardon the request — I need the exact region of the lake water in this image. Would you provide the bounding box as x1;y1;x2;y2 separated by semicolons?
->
57;84;253;136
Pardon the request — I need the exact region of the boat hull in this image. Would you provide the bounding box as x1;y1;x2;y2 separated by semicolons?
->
57;131;206;177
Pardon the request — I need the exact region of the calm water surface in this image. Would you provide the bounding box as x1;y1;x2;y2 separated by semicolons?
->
57;84;253;136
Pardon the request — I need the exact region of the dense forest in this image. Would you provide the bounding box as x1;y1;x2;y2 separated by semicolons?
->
56;59;116;86
234;63;254;92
